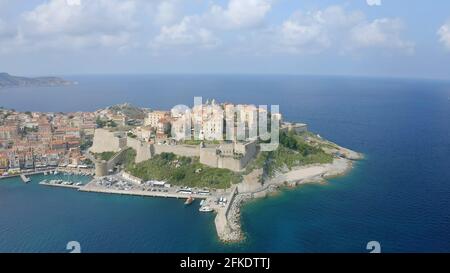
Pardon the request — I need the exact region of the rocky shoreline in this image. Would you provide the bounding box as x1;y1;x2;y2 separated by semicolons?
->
216;146;363;243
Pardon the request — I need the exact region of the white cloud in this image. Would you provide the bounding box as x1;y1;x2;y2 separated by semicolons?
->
0;0;415;58
18;0;139;49
66;0;81;6
349;18;414;53
275;6;364;54
366;0;382;6
271;6;413;55
150;0;271;51
437;21;450;50
22;0;137;35
208;0;272;29
154;0;180;26
152;16;219;50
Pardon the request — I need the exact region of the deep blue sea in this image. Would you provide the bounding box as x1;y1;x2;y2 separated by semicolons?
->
0;75;449;253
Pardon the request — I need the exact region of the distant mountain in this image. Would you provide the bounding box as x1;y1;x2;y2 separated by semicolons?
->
0;72;75;88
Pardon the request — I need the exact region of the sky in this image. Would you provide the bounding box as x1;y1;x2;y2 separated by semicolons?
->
1;0;450;79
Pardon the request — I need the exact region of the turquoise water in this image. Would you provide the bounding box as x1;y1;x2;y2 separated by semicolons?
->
0;174;223;253
0;75;449;252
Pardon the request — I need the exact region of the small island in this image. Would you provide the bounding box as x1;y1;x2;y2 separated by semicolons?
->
0;100;362;242
0;72;75;88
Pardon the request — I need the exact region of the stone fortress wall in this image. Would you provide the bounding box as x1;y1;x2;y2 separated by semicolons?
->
153;144;200;158
126;137;152;163
90;129;257;172
89;129;126;153
200;141;257;172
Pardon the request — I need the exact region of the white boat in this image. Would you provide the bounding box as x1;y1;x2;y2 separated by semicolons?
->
200;200;205;206
20;174;31;183
199;206;213;212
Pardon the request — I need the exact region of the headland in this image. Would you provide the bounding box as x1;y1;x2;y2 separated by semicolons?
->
0;100;362;243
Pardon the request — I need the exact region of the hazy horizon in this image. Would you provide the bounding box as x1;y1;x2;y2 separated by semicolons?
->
4;72;450;83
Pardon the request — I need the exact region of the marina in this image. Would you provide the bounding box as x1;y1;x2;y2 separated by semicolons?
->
0;168;57;180
10;171;225;215
39;180;84;189
78;173;213;200
79;181;212;200
0;167;93;181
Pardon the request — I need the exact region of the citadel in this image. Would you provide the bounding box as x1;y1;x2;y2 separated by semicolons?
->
90;99;307;176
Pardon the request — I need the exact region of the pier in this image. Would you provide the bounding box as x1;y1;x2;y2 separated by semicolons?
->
0;168;57;180
39;180;83;189
55;167;94;176
79;184;210;200
78;174;213;200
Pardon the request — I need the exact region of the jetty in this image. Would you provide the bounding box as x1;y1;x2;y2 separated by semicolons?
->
39;180;83;189
0;168;57;180
79;184;210;200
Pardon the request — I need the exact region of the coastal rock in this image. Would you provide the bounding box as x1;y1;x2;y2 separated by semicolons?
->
216;193;252;243
217;154;362;243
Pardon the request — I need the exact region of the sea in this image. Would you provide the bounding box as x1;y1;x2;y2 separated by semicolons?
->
0;75;449;253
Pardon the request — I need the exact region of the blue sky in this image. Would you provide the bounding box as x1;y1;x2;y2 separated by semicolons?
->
1;0;450;79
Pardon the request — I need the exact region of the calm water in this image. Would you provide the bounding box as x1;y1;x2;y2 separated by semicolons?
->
1;75;449;253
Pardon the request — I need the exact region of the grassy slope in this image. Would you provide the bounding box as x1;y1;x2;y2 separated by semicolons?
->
246;131;333;178
127;153;242;189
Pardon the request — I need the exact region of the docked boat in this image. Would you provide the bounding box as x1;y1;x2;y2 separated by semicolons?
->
20;174;31;183
184;196;195;206
200;200;205;206
199;206;213;212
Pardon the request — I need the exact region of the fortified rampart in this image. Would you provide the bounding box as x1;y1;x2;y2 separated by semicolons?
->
200;141;257;172
94;148;130;177
106;148;129;171
90;129;126;153
127;137;152;163
153;144;200;158
91;129;257;172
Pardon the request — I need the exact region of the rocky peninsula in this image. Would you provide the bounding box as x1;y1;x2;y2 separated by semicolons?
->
1;100;363;244
81;101;364;243
0;72;74;88
214;135;363;242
